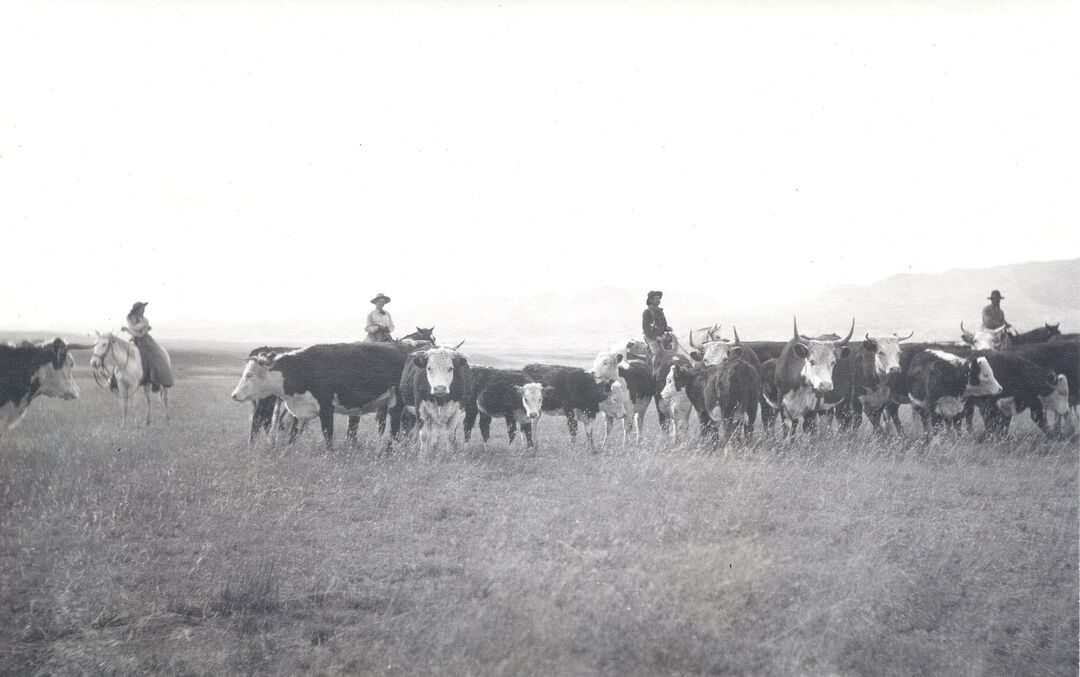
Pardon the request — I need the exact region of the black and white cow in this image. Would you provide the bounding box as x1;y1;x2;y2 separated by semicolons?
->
905;349;1002;437
773;319;855;434
521;363;614;448
463;366;549;448
231;342;406;449
399;347;472;453
844;332;913;436
1;339;82;440
245;346;304;447
966;350;1068;437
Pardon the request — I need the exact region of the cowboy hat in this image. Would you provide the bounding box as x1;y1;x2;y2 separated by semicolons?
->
647;290;663;299
987;290;1004;300
130;301;149;313
370;293;391;304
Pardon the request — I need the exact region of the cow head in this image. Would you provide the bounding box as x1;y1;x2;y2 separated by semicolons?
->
662;363;697;399
1039;374;1070;416
964;356;1003;397
691;325;744;366
412;347;467;396
590;350;625;382
513;383;551;420
961;321;1008;351
791;318;854;392
35;338;80;401
231;352;283;401
861;331;911;379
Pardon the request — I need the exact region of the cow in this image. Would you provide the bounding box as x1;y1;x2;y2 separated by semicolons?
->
758;358;781;433
463;366;548;448
590;350;665;441
653;352;695;443
231;342;406;449
961;321;1010;351
245;346;304;446
398;347;472;454
905;349;1002;438
663;359;760;445
597;381;634;445
1006;341;1080;433
845;332;914;436
965;350;1068;437
521;363;614;449
689;326;762;369
773;318;855;434
1;339;82;440
1011;323;1061;345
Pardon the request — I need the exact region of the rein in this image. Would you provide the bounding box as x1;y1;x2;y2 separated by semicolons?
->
92;335;135;388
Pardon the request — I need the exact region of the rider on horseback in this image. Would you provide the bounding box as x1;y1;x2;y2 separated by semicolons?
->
642;290;673;358
122;301;174;391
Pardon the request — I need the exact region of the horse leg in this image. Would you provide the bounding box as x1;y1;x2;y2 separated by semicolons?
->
144;384;152;426
161;387;169;423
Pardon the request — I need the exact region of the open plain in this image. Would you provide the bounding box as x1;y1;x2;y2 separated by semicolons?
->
1;354;1077;676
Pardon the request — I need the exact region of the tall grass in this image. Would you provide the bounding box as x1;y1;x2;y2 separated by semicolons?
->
1;372;1076;675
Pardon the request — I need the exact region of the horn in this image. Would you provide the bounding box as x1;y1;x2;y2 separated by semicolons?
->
895;331;914;342
732;326;740;345
991;324;1007;334
66;343;95;350
793;317;799;340
689;329;698;349
837;318;855;346
452;340;465;350
960;321;972;337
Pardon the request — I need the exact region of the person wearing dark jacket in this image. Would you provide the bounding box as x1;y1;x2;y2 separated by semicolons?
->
642;290;671;356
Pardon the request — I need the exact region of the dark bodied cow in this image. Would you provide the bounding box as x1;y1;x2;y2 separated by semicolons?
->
773;318;855;434
1;339;82;440
906;349;1002;437
463;366;548;448
399;347;472;453
1006;341;1079;409
653;352;695;442
663;359;760;444
231;342;406;449
740;341;787;363
845;332;913;436
883;342;971;435
663;363;719;440
522;364;614;448
758;358;781;433
965;351;1067;437
1011;323;1061;345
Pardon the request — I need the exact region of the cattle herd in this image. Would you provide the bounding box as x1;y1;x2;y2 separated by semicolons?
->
2;319;1077;449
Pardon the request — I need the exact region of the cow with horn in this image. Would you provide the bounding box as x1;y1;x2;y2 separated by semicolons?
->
961;321;1010;351
774;317;855;435
846;331;915;436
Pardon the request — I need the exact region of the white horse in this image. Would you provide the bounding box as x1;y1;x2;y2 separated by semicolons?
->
90;331;170;426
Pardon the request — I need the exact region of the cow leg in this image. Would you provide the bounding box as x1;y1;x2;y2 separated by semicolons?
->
479;414;492;445
376;407;388;436
522;420;535;448
580;410;598;451
886;402;903;436
564;408;578;443
346;416;361;447
318;407;335;449
1029;403;1050;436
463;407;478;443
654;395;669;435
866;407;885;437
504;415;518;446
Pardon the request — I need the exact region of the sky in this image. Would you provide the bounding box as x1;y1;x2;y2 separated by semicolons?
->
2;1;1077;340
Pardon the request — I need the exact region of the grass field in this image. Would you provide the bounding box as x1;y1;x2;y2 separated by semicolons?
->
1;357;1077;676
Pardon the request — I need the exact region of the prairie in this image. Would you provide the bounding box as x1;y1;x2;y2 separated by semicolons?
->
0;356;1076;676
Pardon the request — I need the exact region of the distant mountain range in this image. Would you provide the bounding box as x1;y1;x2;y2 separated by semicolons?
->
6;258;1077;369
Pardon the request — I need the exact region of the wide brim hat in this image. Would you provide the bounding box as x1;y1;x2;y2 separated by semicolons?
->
370;293;391;304
647;290;663;299
987;290;1004;300
131;301;149;312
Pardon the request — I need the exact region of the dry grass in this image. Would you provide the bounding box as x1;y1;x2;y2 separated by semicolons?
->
1;367;1076;676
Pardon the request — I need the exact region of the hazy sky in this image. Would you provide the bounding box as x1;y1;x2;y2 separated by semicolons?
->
2;1;1077;337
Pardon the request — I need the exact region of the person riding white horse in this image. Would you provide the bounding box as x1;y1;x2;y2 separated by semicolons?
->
90;330;171;426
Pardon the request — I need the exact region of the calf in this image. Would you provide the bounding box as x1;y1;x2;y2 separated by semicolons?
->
654;352;695;443
906;349;1002;437
664;363;719;441
399;347;472;453
231;342;405;449
773;318;854;434
522;363;614;448
246;346;304;446
463;366;548;448
1;339;81;440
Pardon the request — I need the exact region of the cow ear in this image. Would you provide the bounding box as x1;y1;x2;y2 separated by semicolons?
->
413;353;428;368
838;346;850;359
454;355;469;368
51;338;67;366
1048;373;1058;387
730;346;743;360
862;339;876;351
689;350;703;362
793;343;809;359
543;386;556;400
968;359;981;385
513;385;524;396
616;353;624;363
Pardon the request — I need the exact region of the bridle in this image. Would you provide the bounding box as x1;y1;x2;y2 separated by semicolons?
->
91;335;132;388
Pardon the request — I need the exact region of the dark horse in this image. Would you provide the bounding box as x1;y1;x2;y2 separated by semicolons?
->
1011;323;1061;345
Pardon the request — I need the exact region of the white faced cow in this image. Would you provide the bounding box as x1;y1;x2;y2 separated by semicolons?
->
1;339;82;440
399;347;472;454
961;321;1009;351
773;318;855;434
